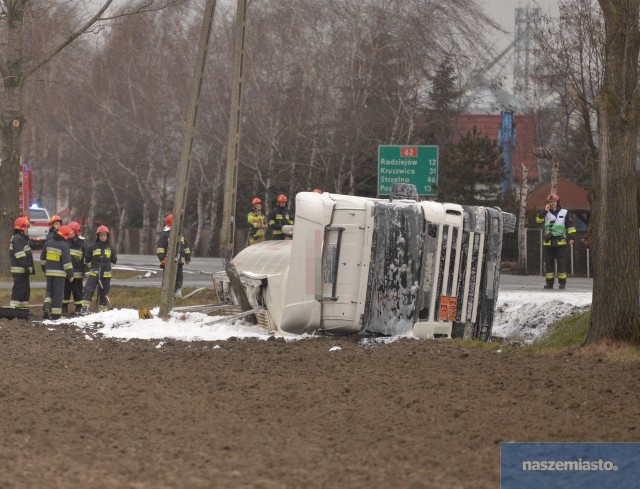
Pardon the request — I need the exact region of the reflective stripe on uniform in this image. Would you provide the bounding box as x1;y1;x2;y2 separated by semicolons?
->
46;248;62;261
93;249;112;258
70;249;83;259
45;270;67;277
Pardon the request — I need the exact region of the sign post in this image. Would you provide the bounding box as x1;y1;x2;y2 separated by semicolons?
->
378;145;438;196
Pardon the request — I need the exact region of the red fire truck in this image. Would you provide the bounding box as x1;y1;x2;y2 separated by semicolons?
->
19;164;51;248
19;163;33;215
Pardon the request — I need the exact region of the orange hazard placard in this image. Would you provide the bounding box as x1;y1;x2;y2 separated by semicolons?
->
439;296;458;321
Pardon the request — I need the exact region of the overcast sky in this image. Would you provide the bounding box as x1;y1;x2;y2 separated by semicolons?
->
481;0;559;45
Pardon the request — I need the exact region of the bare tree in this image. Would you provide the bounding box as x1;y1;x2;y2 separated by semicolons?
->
535;0;604;186
0;0;184;273
535;146;560;194
586;0;640;345
517;163;529;275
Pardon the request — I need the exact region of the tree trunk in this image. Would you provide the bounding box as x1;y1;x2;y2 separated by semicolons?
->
518;163;529;275
588;0;640;344
194;184;205;253
86;176;98;235
139;164;155;254
549;153;559;196
0;1;26;275
104;175;127;253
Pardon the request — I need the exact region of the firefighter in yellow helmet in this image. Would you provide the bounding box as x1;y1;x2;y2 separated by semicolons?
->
268;194;294;240
247;197;268;245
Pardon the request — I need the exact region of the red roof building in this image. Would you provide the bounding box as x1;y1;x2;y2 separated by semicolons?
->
527;176;591;225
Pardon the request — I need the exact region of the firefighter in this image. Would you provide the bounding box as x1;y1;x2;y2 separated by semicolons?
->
41;214;63;306
156;213;191;298
267;194;294;240
47;214;62;239
10;216;35;311
536;193;576;289
80;225;117;313
247;197;268;245
63;221;87;316
40;225;74;320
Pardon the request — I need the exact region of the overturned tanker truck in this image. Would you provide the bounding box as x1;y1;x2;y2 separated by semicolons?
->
215;185;516;340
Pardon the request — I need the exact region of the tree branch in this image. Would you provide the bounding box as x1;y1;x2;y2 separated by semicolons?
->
23;0;115;78
23;0;185;78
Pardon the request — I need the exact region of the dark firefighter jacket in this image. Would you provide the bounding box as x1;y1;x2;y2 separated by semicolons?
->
84;239;117;278
267;206;294;238
156;227;191;265
10;231;35;276
69;236;88;278
40;234;74;279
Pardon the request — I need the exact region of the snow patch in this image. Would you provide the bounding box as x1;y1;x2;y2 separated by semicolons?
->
492;291;591;343
38;290;591;345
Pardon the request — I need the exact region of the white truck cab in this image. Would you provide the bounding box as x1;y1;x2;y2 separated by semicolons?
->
219;188;514;340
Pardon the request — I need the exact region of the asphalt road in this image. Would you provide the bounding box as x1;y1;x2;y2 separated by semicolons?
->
1;254;593;293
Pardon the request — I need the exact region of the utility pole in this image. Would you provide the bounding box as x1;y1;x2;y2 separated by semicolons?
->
159;0;218;319
219;0;248;264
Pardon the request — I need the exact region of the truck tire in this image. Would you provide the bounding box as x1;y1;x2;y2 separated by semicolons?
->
502;212;517;233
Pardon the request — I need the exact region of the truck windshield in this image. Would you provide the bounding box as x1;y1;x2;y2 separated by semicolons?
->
29;209;49;221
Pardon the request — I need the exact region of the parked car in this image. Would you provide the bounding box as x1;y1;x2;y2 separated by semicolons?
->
26;206;51;249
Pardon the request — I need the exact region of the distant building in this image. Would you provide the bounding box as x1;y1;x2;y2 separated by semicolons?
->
527;176;590;228
452;113;539;184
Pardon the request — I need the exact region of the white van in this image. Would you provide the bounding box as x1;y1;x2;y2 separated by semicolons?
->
26;206;51;249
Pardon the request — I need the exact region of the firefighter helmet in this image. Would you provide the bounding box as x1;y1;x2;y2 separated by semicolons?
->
96;225;109;236
276;194;288;204
49;215;62;227
166;214;173;226
58;225;73;240
14;216;30;231
69;221;81;236
547;193;560;203
251;198;262;207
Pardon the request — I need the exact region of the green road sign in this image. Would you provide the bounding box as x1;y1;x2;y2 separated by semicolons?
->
378;145;438;196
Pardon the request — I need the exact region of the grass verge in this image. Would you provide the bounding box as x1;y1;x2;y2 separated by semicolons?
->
524;310;640;364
